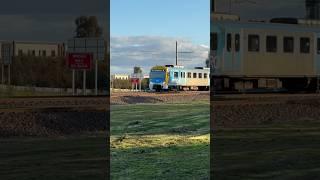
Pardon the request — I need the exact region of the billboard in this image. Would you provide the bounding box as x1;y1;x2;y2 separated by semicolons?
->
131;78;140;83
67;53;93;70
67;38;105;60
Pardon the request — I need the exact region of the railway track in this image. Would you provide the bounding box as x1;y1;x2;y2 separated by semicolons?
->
0;96;109;111
211;93;320;107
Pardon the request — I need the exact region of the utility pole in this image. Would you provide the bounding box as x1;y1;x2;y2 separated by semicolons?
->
175;41;193;66
176;41;178;66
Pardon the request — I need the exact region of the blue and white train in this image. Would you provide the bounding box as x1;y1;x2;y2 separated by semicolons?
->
149;65;210;91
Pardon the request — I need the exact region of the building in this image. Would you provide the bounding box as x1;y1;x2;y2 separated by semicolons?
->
306;0;320;19
0;41;66;59
111;74;130;80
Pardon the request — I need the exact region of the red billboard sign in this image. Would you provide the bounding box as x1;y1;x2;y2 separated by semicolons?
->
131;78;140;83
67;53;93;70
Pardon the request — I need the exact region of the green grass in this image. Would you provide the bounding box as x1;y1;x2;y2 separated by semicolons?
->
111;101;210;180
3;99;320;179
0;134;107;180
212;125;320;180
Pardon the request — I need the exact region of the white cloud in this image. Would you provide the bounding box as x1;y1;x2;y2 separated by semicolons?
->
111;36;209;74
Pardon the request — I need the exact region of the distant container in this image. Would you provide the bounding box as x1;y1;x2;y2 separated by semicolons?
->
270;18;298;24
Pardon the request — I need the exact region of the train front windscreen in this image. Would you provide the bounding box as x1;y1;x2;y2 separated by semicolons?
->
149;70;167;90
150;71;165;83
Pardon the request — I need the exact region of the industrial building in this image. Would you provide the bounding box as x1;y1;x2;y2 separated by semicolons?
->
0;41;65;59
111;74;130;80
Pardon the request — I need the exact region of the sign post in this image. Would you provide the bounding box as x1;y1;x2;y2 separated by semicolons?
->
1;65;4;84
95;59;98;95
83;69;86;95
67;52;93;96
8;64;10;85
67;38;105;96
72;70;75;96
131;73;143;92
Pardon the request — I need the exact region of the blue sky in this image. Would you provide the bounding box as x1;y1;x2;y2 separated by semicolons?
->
111;0;210;74
111;0;209;45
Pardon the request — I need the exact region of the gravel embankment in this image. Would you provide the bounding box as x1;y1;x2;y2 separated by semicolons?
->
212;95;320;128
0;109;108;137
111;91;209;105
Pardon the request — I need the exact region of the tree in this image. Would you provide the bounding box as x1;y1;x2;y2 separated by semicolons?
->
205;58;210;68
141;78;150;90
134;67;142;74
75;16;102;38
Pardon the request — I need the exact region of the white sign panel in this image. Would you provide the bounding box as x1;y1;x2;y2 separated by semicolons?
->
67;38;105;60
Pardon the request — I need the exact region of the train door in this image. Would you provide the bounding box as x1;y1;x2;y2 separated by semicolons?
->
210;23;224;75
315;34;320;91
234;32;241;74
224;32;241;73
316;34;320;76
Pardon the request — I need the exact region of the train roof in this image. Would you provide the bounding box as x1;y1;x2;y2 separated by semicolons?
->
151;65;209;72
212;20;320;33
167;66;210;72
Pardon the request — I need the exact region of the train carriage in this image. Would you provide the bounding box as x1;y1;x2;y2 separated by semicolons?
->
211;16;320;91
149;65;210;91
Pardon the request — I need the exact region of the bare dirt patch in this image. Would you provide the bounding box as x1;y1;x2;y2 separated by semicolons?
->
111;91;209;105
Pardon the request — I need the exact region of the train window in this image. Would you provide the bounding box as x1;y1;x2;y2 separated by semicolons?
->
187;72;191;78
227;33;232;52
235;34;240;52
318;38;320;54
193;73;197;78
266;36;277;52
283;37;294;53
183;72;186;78
199;73;202;78
248;35;259;52
174;72;179;78
211;33;218;50
300;37;310;53
181;72;183;78
204;73;208;79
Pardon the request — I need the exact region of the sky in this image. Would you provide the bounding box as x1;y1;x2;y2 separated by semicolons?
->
111;0;210;74
0;0;108;42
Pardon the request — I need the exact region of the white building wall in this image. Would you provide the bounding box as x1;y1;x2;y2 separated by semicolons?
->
111;74;130;80
14;42;59;57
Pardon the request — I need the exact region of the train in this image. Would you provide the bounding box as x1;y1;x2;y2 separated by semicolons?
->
149;65;210;91
211;14;320;92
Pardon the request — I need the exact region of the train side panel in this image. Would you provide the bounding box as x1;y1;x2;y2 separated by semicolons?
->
243;29;315;77
185;69;210;87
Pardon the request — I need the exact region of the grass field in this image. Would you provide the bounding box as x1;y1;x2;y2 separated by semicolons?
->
111;101;210;179
2;97;320;179
0;134;107;180
213;125;320;180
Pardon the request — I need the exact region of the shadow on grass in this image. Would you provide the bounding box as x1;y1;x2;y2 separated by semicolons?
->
0;135;107;180
212;128;320;180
